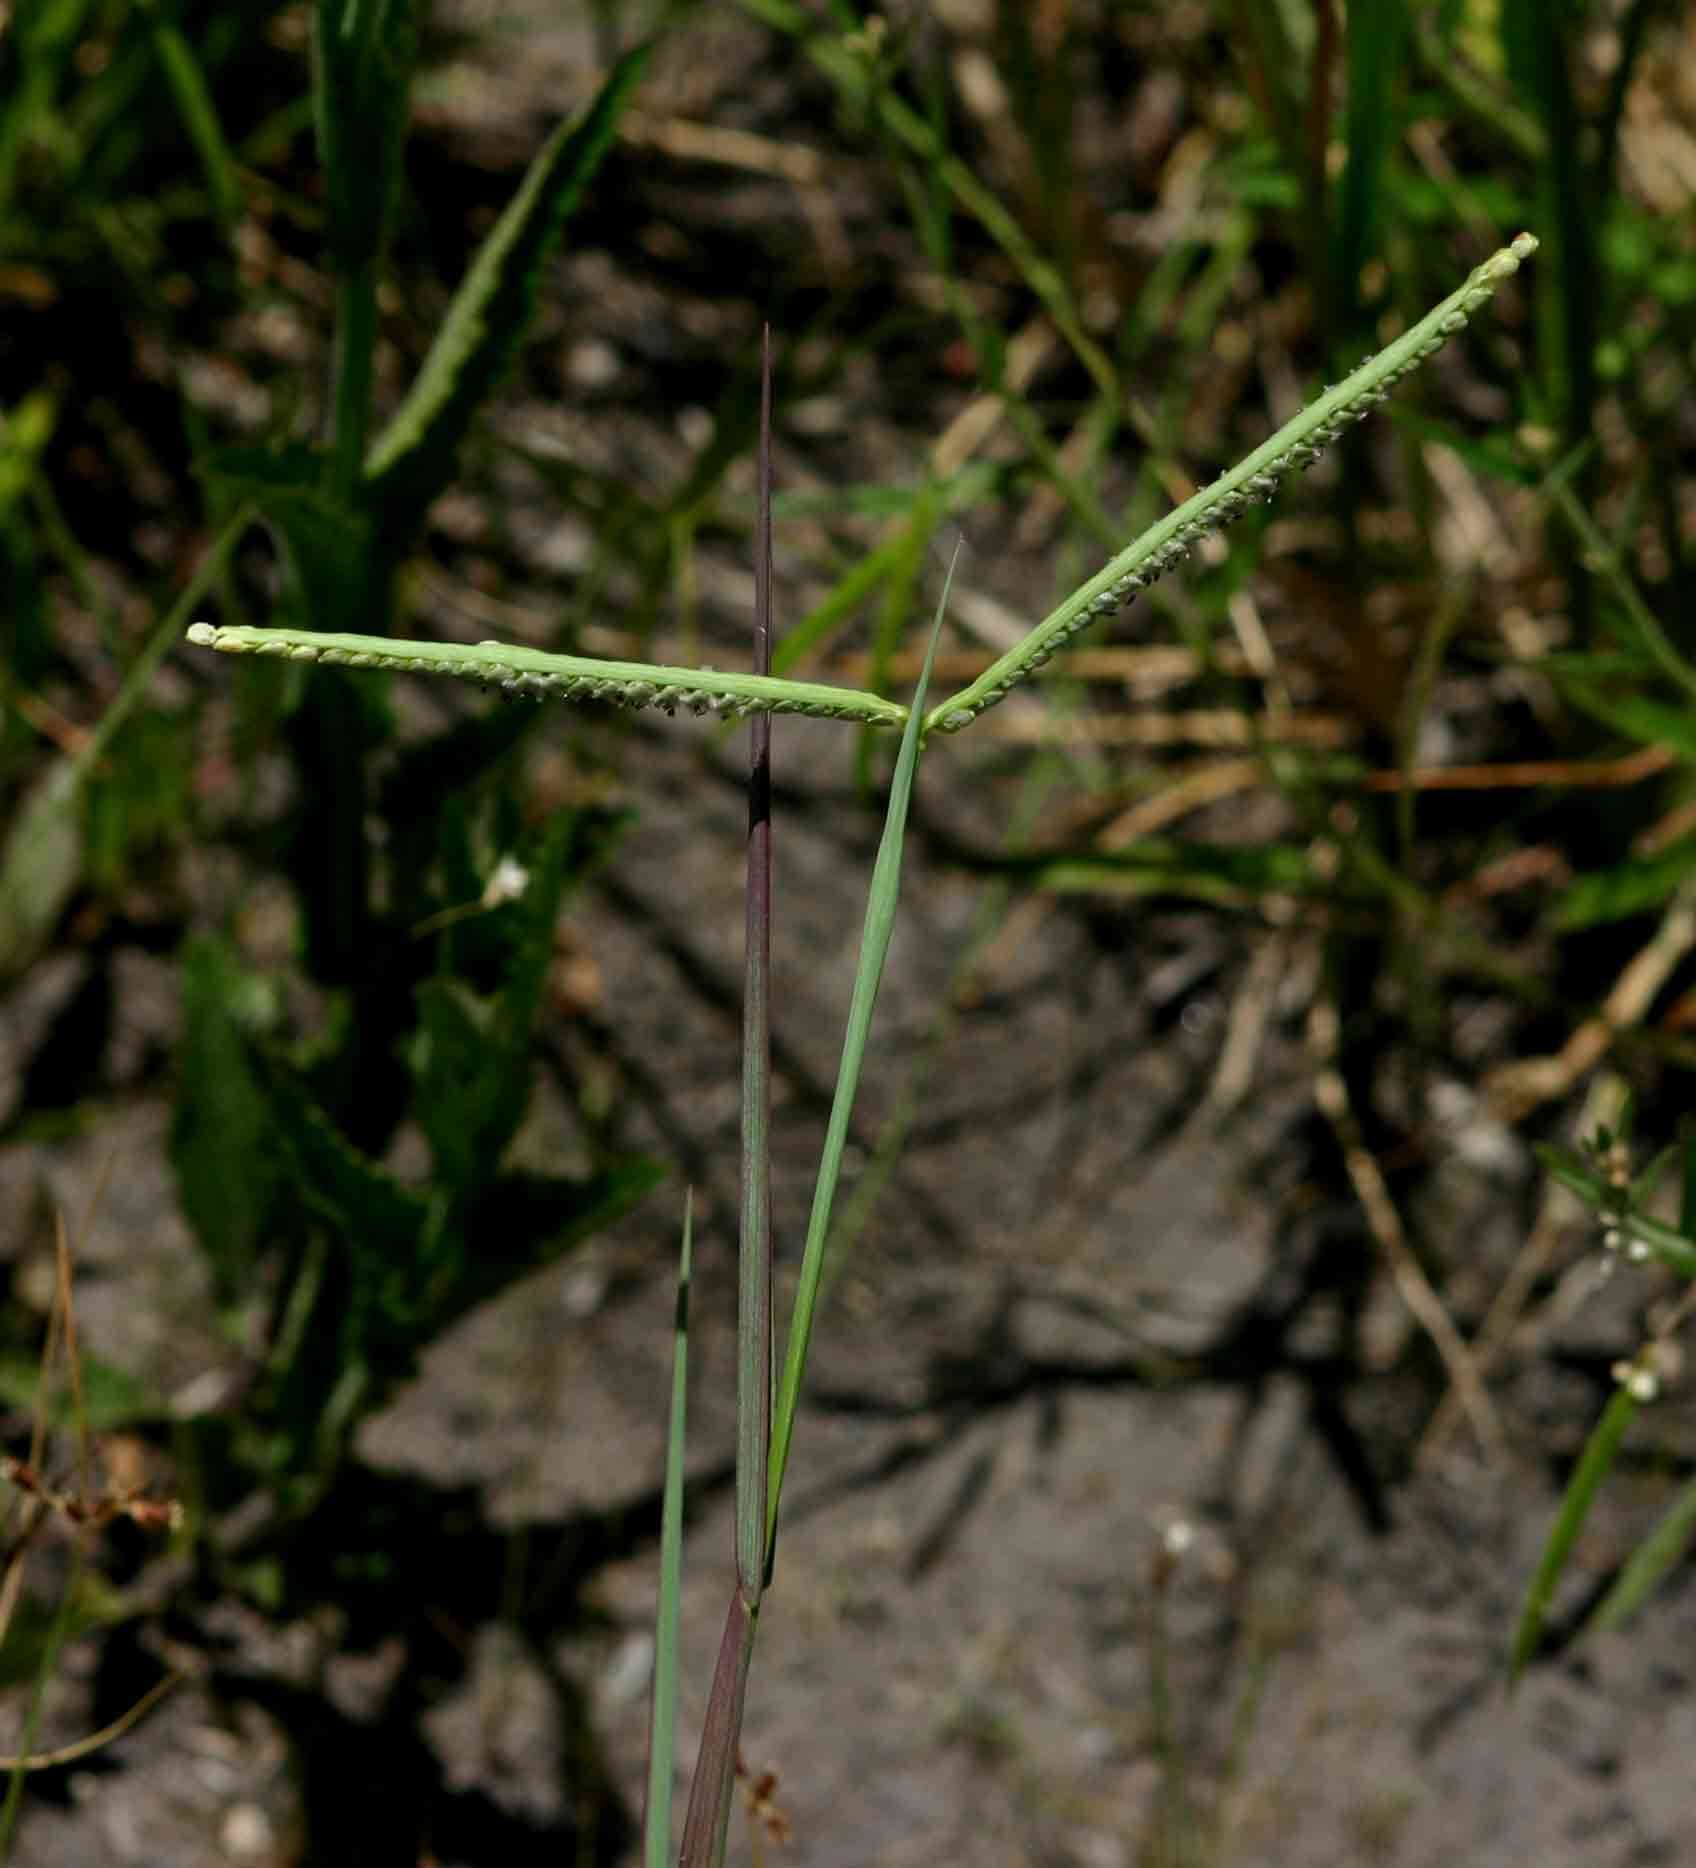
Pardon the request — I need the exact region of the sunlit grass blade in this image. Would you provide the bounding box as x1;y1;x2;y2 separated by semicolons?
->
643;1192;693;1868
765;543;961;1562
736;330;775;1605
1508;1385;1638;1684
770;531;906;678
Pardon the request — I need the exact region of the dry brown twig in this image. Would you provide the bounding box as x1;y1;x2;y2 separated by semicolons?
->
0;1206;185;1776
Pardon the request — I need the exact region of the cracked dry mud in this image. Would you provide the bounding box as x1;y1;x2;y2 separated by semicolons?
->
7;708;1695;1866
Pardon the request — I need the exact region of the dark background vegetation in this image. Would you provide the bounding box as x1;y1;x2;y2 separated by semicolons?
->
2;1;1695;1863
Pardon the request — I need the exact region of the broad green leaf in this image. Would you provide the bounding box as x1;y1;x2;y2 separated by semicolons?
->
411;980;502;1195
259;1048;433;1364
0;761;81;984
411;811;602;1193
170;934;283;1299
1;507;247;981
0;391;56;514
312;0;418;273
0;1352;156;1432
83;709;194;893
0;1572;133;1690
1335;0;1407;327
363;41;652;527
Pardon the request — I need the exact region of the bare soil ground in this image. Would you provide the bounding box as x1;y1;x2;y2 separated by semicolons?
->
5;7;1695;1866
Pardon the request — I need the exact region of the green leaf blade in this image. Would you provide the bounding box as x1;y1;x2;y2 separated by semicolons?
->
362;41;652;528
1509;1385;1639;1684
765;546;960;1560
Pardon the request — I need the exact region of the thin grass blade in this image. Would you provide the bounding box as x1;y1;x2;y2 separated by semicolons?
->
1586;1470;1696;1637
1508;1385;1638;1684
1;507;251;983
735;329;775;1604
643;1192;694;1868
765;544;961;1561
1335;0;1407;331
145;5;245;234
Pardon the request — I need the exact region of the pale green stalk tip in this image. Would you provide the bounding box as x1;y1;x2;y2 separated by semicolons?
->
924;235;1540;733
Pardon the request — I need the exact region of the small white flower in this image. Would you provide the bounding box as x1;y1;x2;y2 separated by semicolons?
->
1613;1359;1661;1404
481;856;529;908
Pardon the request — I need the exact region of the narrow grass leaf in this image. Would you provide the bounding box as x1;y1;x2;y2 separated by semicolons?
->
736;329;775;1604
1547;475;1696;709
1553;840;1696;931
0;508;249;981
1537;1149;1696;1280
1552;677;1696;763
765;545;960;1559
1681;1124;1696;1237
854;488;939;794
1509;1385;1638;1684
146;7;245;233
769;533;907;679
734;0;1116;400
1008;837;1327;906
643;1191;693;1868
1587;1471;1696;1637
1335;0;1407;329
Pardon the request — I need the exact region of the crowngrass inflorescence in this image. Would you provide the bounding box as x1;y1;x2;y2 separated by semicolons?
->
188;236;1536;739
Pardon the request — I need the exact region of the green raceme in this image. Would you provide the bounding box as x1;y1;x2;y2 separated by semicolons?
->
187;237;1537;735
